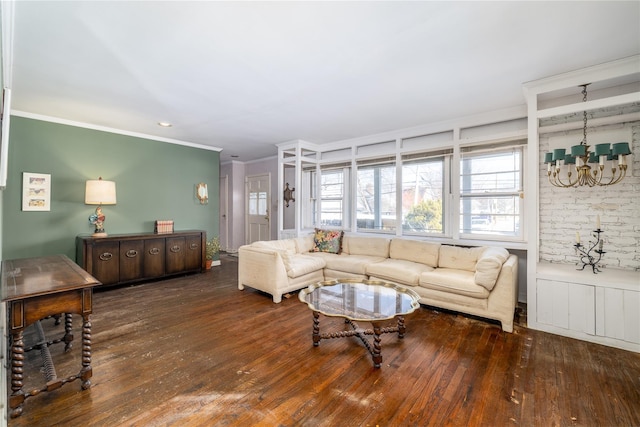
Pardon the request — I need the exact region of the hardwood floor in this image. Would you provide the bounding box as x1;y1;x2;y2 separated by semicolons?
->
8;255;640;426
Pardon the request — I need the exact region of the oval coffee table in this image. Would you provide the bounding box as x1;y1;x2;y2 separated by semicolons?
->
299;279;420;368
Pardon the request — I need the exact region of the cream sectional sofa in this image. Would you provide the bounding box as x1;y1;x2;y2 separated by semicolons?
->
238;234;518;332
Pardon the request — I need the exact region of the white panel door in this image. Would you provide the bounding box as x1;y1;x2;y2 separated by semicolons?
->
219;175;228;251
246;174;270;244
568;283;595;335
598;288;640;344
537;279;595;334
537;279;569;328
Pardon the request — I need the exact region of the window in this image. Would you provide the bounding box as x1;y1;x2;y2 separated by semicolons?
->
249;191;267;216
460;143;524;237
304;164;350;228
401;152;448;234
357;158;396;232
318;167;349;227
295;137;525;243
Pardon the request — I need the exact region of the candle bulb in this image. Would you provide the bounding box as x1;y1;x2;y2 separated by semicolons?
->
576;231;580;244
596;214;601;230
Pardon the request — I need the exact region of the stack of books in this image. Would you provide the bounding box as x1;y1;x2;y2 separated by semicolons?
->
155;220;174;234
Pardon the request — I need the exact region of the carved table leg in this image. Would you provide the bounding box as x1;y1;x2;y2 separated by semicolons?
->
371;323;382;368
64;313;74;351
397;315;406;338
80;314;92;390
9;330;25;418
312;311;321;347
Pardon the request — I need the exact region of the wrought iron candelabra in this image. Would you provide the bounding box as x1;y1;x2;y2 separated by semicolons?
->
574;228;605;274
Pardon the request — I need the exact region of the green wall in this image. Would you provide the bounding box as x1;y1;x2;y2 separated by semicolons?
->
2;116;219;261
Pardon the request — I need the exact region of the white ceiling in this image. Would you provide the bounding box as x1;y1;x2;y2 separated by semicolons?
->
8;1;640;162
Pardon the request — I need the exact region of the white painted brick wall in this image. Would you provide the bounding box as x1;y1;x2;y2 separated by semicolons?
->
539;117;640;271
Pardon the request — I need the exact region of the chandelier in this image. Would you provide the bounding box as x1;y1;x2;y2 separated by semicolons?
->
544;84;632;188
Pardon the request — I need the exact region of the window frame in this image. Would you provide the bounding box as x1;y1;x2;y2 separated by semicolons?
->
298;137;526;245
458;142;525;241
400;150;450;236
356;157;397;234
304;163;351;230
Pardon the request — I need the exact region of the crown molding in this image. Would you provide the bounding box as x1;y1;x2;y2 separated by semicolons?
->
11;110;223;152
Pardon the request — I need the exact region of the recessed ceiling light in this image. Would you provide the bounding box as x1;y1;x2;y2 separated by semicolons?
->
158;122;172;127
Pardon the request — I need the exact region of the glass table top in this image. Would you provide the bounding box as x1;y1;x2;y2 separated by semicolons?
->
299;279;420;322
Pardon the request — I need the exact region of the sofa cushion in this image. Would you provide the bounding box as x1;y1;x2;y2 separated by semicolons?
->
343;235;390;257
419;268;490;299
324;268;368;281
295;235;315;253
323;254;386;275
312;229;344;254
366;258;434;286
438;245;484;272
475;247;510;290
284;254;326;279
389;239;440;267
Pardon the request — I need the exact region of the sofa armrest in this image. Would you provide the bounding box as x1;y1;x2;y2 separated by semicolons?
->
238;245;289;302
486;254;518;332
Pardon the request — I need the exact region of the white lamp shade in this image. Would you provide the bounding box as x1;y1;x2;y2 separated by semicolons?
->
85;179;117;205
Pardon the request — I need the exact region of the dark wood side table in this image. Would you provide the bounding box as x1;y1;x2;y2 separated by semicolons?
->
1;255;101;418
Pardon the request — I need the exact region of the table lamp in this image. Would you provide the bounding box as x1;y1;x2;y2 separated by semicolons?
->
85;177;117;237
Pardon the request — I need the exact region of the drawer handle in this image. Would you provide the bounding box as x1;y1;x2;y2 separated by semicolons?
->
149;247;160;255
189;243;198;250
126;250;138;258
170;245;181;253
99;252;113;261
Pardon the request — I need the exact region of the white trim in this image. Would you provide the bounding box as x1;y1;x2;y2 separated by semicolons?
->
243;155;277;165
523;55;640;96
537;92;640;118
1;0;15;88
220;159;245;166
0;88;11;188
316;106;527;152
11;110;223;152
540;112;640;133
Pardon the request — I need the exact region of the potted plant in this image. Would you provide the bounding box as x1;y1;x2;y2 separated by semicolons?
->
205;236;220;269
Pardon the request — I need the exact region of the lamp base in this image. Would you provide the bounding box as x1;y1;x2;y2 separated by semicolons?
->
88;205;108;237
92;228;107;237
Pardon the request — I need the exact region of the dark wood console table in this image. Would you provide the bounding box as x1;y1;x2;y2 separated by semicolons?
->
1;255;101;418
76;230;206;287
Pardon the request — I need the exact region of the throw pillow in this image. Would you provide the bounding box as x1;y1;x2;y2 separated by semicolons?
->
312;228;344;254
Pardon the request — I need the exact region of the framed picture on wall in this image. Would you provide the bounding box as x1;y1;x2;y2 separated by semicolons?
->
22;172;51;211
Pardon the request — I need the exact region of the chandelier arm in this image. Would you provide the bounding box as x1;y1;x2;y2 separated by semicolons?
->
598;167;626;186
551;168;579;188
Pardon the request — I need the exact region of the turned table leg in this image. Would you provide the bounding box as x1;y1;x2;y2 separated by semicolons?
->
397;315;406;338
372;323;382;368
312;311;321;347
9;330;25;418
64;313;74;351
80;314;92;390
